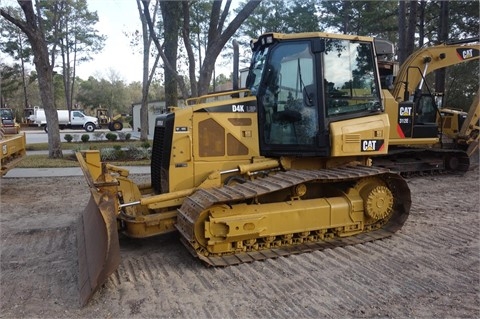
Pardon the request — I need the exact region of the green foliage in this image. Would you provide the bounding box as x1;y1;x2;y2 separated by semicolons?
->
105;132;118;141
99;144;150;162
440;62;479;110
125;133;131;141
81;134;90;143
236;0;320;40
76;74;128;113
141;141;151;149
447;1;479;39
3;0;476;123
318;1;398;41
39;0;106;108
126;144;151;160
0;7;32;61
99;148;118;161
64;134;73;142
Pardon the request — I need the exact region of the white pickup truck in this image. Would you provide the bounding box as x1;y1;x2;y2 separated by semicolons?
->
29;107;100;132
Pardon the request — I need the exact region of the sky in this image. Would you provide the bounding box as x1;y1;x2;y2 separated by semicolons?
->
76;0;144;83
72;0;238;83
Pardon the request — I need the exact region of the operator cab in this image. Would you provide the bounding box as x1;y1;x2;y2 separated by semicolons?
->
246;33;383;157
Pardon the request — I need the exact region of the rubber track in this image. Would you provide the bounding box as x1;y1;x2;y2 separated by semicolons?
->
176;166;410;267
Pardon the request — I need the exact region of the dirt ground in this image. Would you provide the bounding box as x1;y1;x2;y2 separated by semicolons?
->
1;167;479;318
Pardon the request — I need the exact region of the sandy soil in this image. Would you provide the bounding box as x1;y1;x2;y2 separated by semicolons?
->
1;169;479;318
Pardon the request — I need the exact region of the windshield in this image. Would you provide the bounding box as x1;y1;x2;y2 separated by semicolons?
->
0;109;14;120
246;45;270;95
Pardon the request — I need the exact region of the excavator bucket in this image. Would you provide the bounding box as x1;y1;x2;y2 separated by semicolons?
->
76;151;121;306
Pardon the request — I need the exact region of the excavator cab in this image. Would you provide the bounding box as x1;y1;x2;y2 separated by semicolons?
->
246;33;384;158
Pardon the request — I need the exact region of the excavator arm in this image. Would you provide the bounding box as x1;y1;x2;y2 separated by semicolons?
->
392;38;479;101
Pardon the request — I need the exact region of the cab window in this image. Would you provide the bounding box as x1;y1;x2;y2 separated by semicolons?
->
323;39;380;117
262;41;318;145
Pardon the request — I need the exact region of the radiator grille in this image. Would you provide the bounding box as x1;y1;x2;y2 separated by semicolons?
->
151;113;174;194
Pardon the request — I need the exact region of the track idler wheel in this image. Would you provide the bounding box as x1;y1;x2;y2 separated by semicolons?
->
354;177;394;222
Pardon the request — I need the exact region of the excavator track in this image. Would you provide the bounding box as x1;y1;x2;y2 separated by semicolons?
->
373;148;470;176
176;166;410;267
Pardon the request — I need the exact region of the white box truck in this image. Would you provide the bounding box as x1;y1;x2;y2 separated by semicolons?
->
29;107;100;132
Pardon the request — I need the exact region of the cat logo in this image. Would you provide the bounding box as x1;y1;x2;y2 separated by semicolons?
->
462;49;473;59
457;48;479;61
361;139;384;152
399;106;412;116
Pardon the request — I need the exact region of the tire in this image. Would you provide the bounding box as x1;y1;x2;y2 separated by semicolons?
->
84;123;95;132
44;125;48;133
108;122;115;131
112;121;123;131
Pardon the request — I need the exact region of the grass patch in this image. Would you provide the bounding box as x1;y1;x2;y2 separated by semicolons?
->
18;155;80;168
22;140;152;168
17;154;150;168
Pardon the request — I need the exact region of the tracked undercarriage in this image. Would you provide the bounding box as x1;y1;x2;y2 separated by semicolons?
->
372;148;470;176
176;166;411;266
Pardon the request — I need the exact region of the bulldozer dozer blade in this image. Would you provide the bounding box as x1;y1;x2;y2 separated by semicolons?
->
77;191;120;306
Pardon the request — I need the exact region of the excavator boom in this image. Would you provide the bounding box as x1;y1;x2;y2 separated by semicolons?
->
391;38;479;101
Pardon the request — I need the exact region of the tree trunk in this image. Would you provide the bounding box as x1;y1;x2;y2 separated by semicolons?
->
136;0;159;141
160;1;181;107
406;0;417;57
1;1;62;158
20;39;30;108
182;1;198;98
398;1;407;65
196;0;260;96
418;0;425;47
435;1;449;94
142;0;259;99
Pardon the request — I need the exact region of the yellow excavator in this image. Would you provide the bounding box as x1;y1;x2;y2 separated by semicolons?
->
373;38;479;174
75;31;422;305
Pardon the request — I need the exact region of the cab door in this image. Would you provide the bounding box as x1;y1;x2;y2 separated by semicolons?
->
71;111;85;126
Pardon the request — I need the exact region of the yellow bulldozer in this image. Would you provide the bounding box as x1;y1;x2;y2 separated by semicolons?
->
76;31;416;305
75;32;479;305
